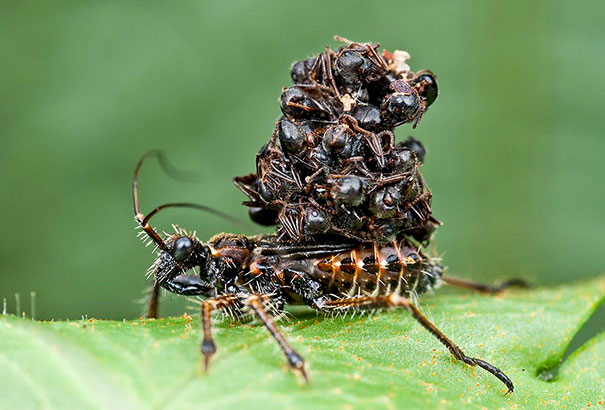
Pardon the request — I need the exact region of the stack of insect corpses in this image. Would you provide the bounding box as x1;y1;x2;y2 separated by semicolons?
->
235;38;440;245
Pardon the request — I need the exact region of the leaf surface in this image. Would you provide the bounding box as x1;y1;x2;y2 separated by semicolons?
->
1;277;604;410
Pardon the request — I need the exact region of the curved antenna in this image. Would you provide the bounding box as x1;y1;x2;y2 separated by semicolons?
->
149;149;203;183
142;202;242;227
133;149;204;218
133;150;245;252
133;150;170;252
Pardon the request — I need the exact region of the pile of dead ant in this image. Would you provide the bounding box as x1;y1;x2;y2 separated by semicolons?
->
235;36;439;245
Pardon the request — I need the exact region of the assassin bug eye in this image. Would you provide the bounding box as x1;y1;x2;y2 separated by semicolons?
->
173;237;194;262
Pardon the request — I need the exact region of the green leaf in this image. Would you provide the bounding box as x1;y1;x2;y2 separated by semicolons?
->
1;277;604;410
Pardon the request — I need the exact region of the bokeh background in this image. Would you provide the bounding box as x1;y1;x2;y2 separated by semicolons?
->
1;0;604;321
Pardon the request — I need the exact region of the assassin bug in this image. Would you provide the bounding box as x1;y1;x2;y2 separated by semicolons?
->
133;152;526;394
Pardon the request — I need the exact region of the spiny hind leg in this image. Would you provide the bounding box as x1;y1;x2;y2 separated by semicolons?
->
320;294;514;394
146;282;161;319
442;276;528;294
200;294;241;370
246;294;308;382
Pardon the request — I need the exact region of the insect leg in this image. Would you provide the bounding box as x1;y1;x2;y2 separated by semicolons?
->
146;282;161;319
246;294;308;382
442;276;528;294
161;274;211;295
200;294;241;370
321;294;514;394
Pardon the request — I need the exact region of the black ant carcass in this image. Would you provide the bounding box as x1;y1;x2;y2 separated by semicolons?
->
133;38;525;394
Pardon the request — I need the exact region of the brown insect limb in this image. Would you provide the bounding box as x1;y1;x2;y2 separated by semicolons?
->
278;206;303;240
412;99;426;129
201;294;241;371
321;293;514;394
333;35;353;45
442;276;529;295
311;50;341;99
322;49;341;99
337;157;374;178
362;133;387;168
305;167;325;194
376;130;395;154
146;282;161;319
247;294;308;382
364;42;389;71
375;173;412;188
133;151;170;253
339;113;372;135
338;114;388;166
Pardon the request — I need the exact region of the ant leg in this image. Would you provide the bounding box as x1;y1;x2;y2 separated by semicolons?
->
442;276;529;295
161;274;211;295
246;294;308;382
323;51;341;98
412;100;426;129
321;294;514;394
200;294;241;370
146;282;161;319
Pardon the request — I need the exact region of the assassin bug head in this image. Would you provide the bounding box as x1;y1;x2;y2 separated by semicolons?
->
132;150;239;294
150;230;212;292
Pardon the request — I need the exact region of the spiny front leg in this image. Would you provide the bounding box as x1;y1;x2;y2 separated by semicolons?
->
442;276;529;295
322;294;514;394
146;282;161;319
246;294;308;382
200;294;241;370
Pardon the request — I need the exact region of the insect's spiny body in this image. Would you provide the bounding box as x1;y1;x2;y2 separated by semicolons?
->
143;227;516;392
160;232;440;307
241;237;441;307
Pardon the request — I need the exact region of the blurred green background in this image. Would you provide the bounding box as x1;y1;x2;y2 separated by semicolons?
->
1;0;603;320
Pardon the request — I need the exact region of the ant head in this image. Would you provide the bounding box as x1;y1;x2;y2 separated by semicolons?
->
380;71;438;130
381;80;424;128
412;70;438;108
